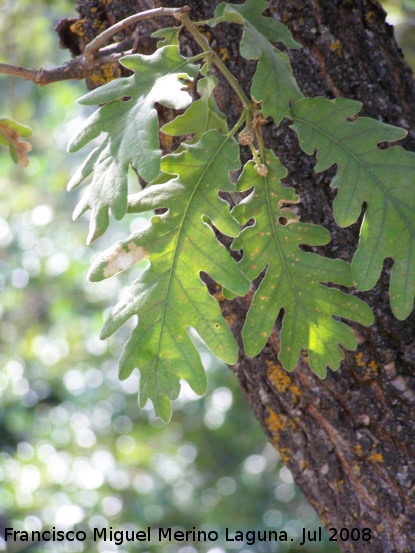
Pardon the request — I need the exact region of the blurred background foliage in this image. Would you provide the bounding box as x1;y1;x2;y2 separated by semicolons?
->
0;1;413;552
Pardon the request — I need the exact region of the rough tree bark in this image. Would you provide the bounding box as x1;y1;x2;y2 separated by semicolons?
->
58;1;415;551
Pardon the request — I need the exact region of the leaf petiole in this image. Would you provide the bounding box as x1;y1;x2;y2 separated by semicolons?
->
187;51;211;63
180;13;253;113
227;109;248;139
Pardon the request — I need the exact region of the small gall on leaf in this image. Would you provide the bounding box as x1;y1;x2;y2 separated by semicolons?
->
255;163;268;177
238;127;255;146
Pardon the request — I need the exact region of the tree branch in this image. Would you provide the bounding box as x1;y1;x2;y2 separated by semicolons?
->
83;6;188;60
0;6;189;87
0;59;90;86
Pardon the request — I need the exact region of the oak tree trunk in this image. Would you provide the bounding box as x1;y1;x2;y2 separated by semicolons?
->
60;1;415;551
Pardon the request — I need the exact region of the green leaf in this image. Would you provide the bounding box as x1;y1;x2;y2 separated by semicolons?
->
0;118;32;166
67;46;199;244
151;27;180;47
291;97;415;319
210;0;303;126
88;130;250;421
161;66;228;141
211;0;300;50
232;151;374;376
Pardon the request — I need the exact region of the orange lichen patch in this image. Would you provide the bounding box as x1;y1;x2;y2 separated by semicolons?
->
276;448;291;464
266;359;302;399
332;478;345;492
211;285;226;302
355;444;363;456
319;510;331;526
267;410;287;432
218;47;230;61
367;451;384;463
211;284;239;326
70;18;86;37
161;133;174;150
354;352;380;380
89;63;122;87
352;462;361;475
266;410;296;464
362;360;380;380
355;351;365;367
92;18;106;31
330;39;343;57
215;291;226;302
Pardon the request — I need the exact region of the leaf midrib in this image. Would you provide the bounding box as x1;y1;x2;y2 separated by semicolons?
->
260;173;333;362
154;132;236;371
294;115;415;245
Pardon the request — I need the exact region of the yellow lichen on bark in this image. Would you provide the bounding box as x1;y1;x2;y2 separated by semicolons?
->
367;451;384;463
266;359;302;400
265;410;297;464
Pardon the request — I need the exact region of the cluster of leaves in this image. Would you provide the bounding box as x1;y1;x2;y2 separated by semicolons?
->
68;0;415;421
1;4;342;549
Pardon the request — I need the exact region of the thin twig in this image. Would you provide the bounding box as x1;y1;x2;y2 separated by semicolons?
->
0;63;42;82
0;59;89;85
0;56;109;86
83;6;187;60
0;6;189;86
179;13;252;112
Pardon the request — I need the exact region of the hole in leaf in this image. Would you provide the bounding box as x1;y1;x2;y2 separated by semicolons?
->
278;216;288;226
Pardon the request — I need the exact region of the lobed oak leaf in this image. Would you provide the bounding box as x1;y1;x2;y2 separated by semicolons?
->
291;97;415;319
232;151;374;375
67;46;199;244
89;130;250;421
210;0;303;126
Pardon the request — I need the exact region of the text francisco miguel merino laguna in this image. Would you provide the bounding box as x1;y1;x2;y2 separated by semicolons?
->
4;526;335;546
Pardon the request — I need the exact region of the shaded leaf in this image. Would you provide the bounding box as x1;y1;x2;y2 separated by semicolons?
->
291;97;415;319
210;0;303;126
89;130;250;421
152;27;180;47
67;46;199;244
0;118;32;166
211;0;300;50
232;151;374;375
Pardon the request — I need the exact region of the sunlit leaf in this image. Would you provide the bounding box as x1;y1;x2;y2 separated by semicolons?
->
291;97;415;319
232;151;374;375
67;46;199;244
152;27;180;47
88;130;250;421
